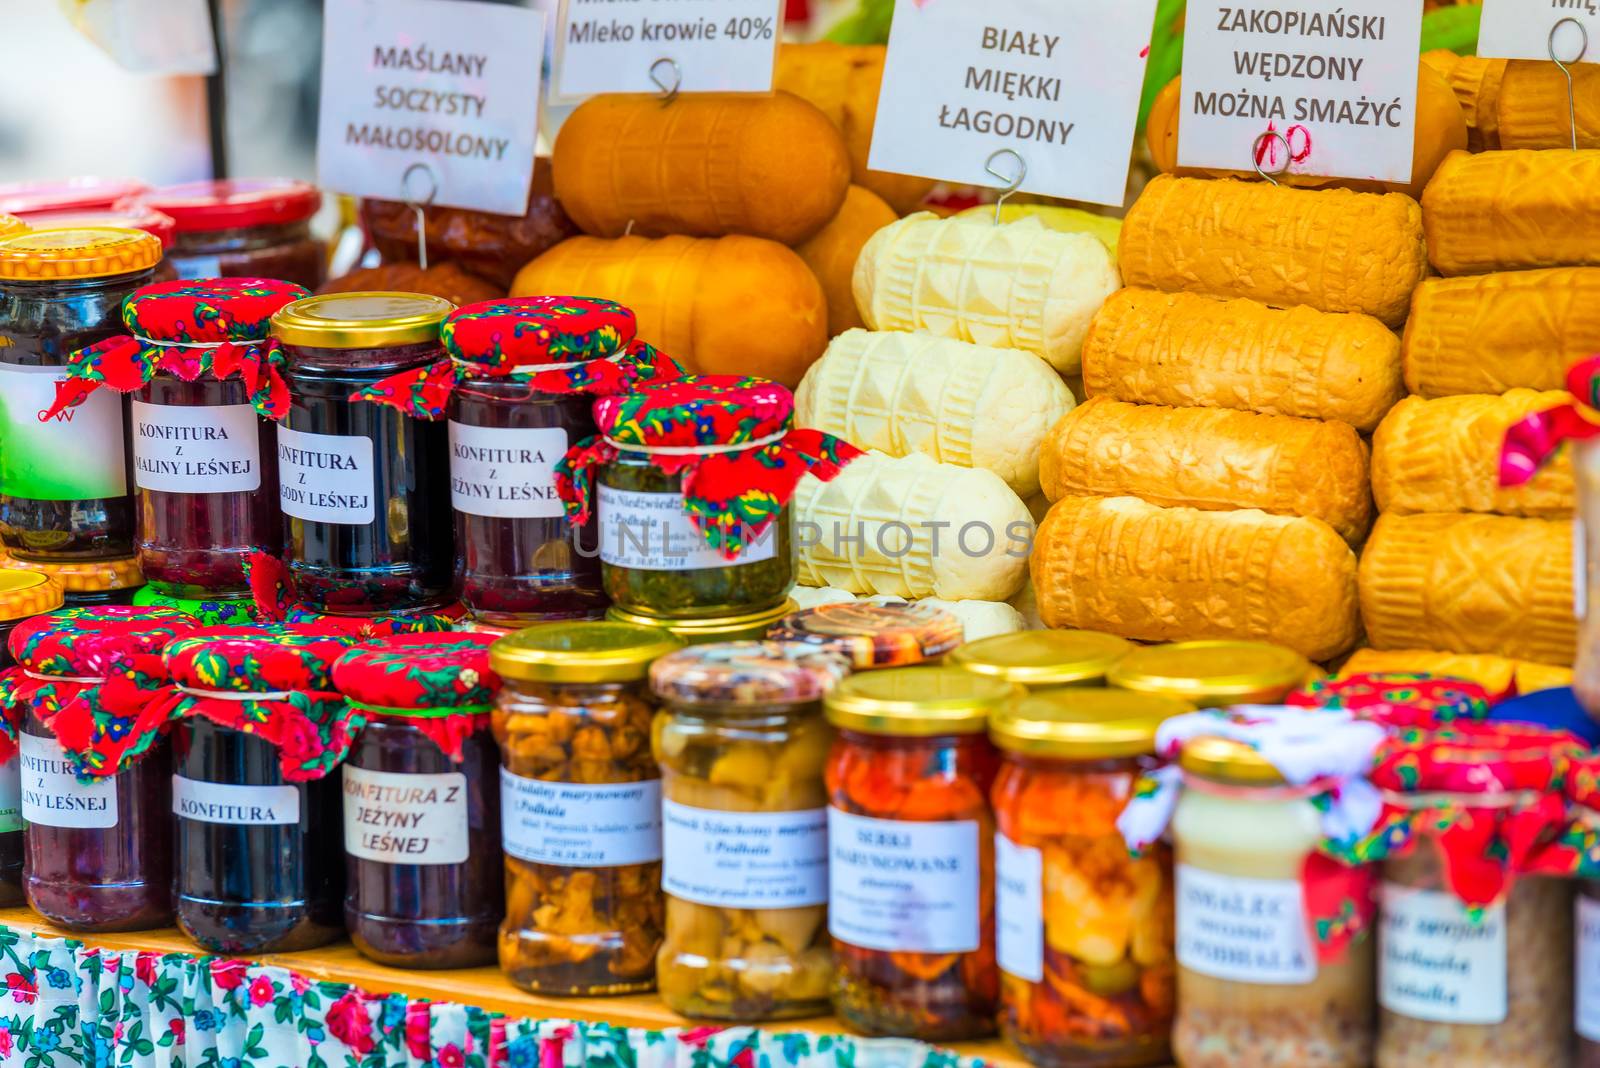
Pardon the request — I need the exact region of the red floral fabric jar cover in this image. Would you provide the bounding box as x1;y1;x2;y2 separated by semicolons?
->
331;633;502;761
351;296;683;419
44;277;309;420
556;375;864;558
148;625;363;780
0;606;198;776
1287;672;1496;729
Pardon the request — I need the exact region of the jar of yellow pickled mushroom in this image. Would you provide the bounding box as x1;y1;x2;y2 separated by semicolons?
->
824;667;1018;1041
990;688;1190;1068
951;630;1136;690
649;641;852;1021
489;622;685;996
1107;641;1312;708
1171;737;1375;1068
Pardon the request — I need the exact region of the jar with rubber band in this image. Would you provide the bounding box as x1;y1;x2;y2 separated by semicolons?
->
770;601;965;671
131;179;324;290
951;630;1137;691
0;569;63;903
1107;640;1313;708
0;227;162;562
333;632;504;967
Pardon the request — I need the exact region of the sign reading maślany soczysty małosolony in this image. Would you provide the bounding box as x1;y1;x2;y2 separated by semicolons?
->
1178;1;1422;184
868;0;1159;208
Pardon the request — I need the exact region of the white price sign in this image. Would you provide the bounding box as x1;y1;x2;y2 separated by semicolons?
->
1480;0;1598;65
1178;1;1422;184
868;0;1158;208
551;0;783;102
317;0;545;215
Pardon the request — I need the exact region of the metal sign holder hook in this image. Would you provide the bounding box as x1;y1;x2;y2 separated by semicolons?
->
984;148;1027;225
650;57;682;106
1549;17;1590;151
401;161;439;271
1252;130;1292;186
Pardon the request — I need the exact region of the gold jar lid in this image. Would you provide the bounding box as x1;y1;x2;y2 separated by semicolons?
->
0;568;64;621
949;629;1136;687
0;226;162;281
270;291;454;348
825;666;1020;736
1177;735;1285;785
3;555;143;592
606;600;798;645
1106;640;1312;707
490;621;684;683
989;687;1193;759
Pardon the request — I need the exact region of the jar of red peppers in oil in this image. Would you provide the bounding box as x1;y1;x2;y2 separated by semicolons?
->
824;666;1018;1040
990;688;1192;1068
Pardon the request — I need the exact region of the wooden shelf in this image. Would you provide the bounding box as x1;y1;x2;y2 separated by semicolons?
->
0;907;1025;1067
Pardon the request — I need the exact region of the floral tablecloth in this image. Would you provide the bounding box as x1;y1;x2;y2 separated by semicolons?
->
0;925;984;1068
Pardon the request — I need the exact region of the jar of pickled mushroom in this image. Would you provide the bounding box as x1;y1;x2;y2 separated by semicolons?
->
1369;723;1581;1068
132;587;258;627
951;630;1136;690
607;600;799;646
271;293;456;614
333;633;504;967
489;621;685;994
0;569;63;904
556;375;861;620
770;602;964;671
354;297;680;626
131;179;324;289
824;667;1015;1040
0;227;162;562
153;625;361;953
1107;641;1312;708
989;688;1191;1067
650;641;852;1020
0;605;196;930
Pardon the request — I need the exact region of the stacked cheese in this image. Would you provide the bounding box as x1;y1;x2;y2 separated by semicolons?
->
1355;150;1589;672
1030;175;1428;662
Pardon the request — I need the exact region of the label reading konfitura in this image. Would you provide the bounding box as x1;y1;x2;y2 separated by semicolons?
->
277;424;376;525
661;799;827;909
342;765;469;865
448;422;567;519
1380;882;1507;1025
1176;864;1316;985
132;401;261;494
19;733;116;829
173;776;301;826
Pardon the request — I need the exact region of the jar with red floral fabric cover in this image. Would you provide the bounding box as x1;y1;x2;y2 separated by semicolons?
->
150;624;363;953
555;375;862;620
332;632;504;968
352;296;682;627
0;569;64;904
45;278;306;597
0;605;197;930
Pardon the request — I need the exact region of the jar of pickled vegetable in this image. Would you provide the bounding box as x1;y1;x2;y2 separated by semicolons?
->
650;641;852;1020
0;605;196;931
771;602;964;670
489;621;685;994
0;227;162;562
1107;640;1312;708
824;667;1014;1040
154;625;361;953
131;179;324;289
607;600;798;646
556;375;861;620
333;633;504;968
0;570;63;904
272;293;456;613
951;630;1136;690
990;688;1190;1067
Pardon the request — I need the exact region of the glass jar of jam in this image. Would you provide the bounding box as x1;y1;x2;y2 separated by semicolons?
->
650;641;852;1020
490;621;684;995
272;293;456;614
0;569;64;905
0;605;196;931
607;600;797;646
951;630;1137;690
159;626;360;953
824;667;1014;1040
130;179;325;290
333;633;504;968
0;227;162;561
990;688;1191;1068
1107;640;1312;708
770;602;964;670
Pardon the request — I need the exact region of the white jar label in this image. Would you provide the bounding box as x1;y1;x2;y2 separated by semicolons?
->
1578;895;1600;1041
0;755;20;834
829;809;980;953
0;364;127;501
598;486;778;571
1379;882;1508;1024
1176;864;1316;985
277;425;375;525
996;832;1044;982
500;770;662;867
19;733;116;829
172;775;300;826
342;765;469;865
448;422;568;519
131;401;262;494
661;799;828;909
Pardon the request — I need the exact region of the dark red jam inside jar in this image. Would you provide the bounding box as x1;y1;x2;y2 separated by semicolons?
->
449;377;605;626
135;372;281;597
0;227;162;562
272;293;456;614
0;571;65;906
129;179;325;291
